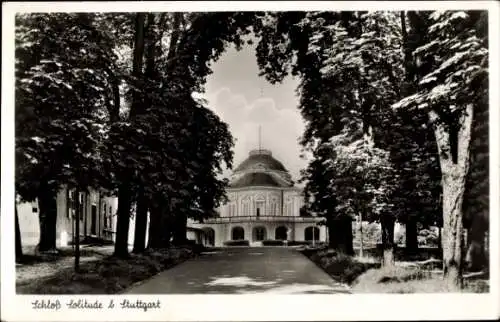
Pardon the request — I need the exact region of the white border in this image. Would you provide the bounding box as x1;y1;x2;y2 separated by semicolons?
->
2;1;499;321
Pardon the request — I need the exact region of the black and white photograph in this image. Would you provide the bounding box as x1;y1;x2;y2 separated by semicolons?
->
1;1;499;321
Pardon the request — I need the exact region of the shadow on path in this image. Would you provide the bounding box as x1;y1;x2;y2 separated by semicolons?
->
124;247;350;294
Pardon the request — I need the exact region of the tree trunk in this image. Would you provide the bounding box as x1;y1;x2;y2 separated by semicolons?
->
464;207;488;271
37;188;58;252
83;193;87;238
330;215;354;255
405;216;418;256
103;66;121;123
358;217;364;258
15;204;23;262
343;215;354;255
160;207;173;248
430;104;474;290
114;182;132;258
438;226;442;250
330;217;343;251
147;200;163;249
327;216;335;249
465;224;486;272
128;12;146;119
172;213;187;246
132;188;148;253
381;216;396;267
165;12;182;74
145;13;158;79
113;13;146;258
75;189;81;272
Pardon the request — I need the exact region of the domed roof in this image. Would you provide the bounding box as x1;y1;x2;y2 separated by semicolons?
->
230;172;283;188
233;149;288;173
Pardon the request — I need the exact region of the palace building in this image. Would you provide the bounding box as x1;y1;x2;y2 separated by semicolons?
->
17;147;324;249
190;148;326;247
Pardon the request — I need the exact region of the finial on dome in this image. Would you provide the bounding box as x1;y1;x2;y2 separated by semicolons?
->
258;125;262;152
249;149;271;156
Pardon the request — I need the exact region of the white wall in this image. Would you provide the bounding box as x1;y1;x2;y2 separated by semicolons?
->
221;187;302;217
17;201;40;246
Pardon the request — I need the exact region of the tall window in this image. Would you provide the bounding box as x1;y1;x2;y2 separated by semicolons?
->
108;206;113;228
91;205;97;235
103;203;108;228
68;190;76;218
255;195;265;217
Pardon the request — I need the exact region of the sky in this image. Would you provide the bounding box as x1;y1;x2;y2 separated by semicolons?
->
202;42;308;182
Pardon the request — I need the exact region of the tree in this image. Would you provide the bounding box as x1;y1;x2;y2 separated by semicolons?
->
393;11;488;289
15;204;23;262
108;12;253;254
254;11;409;257
393;11;443;256
325;127;397;264
254;11;358;253
111;12;146;258
15;13;118;253
15;12;251;259
382;104;442;256
463;64;489;271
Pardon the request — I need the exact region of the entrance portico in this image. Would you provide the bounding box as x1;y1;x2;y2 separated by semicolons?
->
191;148;327;246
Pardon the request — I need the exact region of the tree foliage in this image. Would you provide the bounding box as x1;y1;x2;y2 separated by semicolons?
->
392;10;488;287
15;13;117;200
15;12;257;255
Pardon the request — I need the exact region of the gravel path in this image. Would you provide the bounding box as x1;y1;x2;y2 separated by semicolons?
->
124;247;350;294
16;245;115;285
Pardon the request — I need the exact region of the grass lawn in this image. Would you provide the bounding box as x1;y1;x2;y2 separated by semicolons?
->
16;246;199;294
301;247;489;293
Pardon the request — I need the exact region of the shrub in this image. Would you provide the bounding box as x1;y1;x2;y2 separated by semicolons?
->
262;240;284;246
394;228;406;246
303;248;379;285
17;247;196;294
419;229;431;237
351;267;464;293
287;241;310;246
321;253;377;284
223;240;250;246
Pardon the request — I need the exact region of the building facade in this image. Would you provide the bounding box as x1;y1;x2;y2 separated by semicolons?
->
190;149;326;247
18;149;322;249
17;187;118;248
18;187;206;249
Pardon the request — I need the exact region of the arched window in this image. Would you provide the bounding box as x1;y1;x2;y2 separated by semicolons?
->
203;228;215;246
304;226;320;241
275;226;288;240
253;226;267;241
232;226;245;240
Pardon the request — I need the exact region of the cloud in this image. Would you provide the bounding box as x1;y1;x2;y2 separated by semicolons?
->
204;87;307;181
